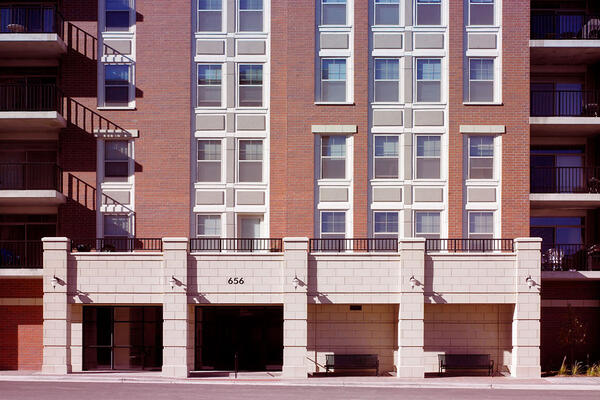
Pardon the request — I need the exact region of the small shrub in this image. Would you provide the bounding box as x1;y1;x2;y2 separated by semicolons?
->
587;363;600;377
558;356;568;375
571;361;582;376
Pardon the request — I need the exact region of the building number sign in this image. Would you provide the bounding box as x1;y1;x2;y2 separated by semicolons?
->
227;277;245;285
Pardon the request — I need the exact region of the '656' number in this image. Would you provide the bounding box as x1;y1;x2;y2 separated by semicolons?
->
227;277;244;285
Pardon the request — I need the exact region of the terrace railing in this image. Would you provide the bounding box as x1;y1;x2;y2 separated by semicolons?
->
0;5;64;38
190;238;283;253
71;238;163;253
531;166;600;194
0;83;62;112
0;240;43;268
531;90;600;117
425;239;514;253
531;13;600;40
309;238;398;253
0;163;62;191
540;243;600;271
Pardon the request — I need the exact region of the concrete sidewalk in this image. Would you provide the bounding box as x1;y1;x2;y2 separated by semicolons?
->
0;371;598;392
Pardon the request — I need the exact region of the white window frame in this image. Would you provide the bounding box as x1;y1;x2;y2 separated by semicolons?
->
238;63;263;108
373;211;399;237
103;213;132;238
415;58;442;104
414;135;441;180
237;139;263;183
414;211;441;239
196;214;223;237
104;0;132;32
102;63;134;108
197;0;224;33
237;0;264;33
320;58;347;103
468;0;495;26
373;135;400;180
374;0;401;26
197;139;223;183
320;211;347;238
373;58;400;104
415;0;442;27
103;140;130;181
468;211;494;239
320;135;347;180
197;63;223;108
321;0;348;26
468;135;495;180
468;58;494;103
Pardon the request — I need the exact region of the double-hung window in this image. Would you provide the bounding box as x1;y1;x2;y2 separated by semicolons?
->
239;65;263;107
468;59;494;102
104;64;130;106
197;215;222;237
416;59;441;103
321;0;346;26
468;136;494;179
105;0;130;31
374;58;400;103
321;59;346;102
416;0;441;26
321;211;346;238
238;140;262;182
197;65;222;107
374;212;399;238
321;136;346;179
104;141;129;179
104;214;131;238
374;0;400;25
469;0;494;26
374;136;399;179
197;140;222;182
239;0;263;32
415;211;440;239
198;0;222;32
416;136;440;179
468;212;494;239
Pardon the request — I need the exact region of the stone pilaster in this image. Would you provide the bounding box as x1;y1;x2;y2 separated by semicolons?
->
511;237;542;378
42;237;71;374
282;237;309;378
162;237;190;378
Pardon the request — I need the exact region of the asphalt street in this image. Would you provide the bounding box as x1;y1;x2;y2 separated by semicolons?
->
0;382;598;400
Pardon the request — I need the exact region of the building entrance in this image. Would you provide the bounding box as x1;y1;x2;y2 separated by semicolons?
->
195;306;283;371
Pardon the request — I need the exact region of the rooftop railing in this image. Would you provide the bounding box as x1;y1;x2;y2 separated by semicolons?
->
425;239;515;253
530;90;600;117
190;238;283;253
71;238;163;253
531;166;600;194
309;238;398;253
0;240;43;268
0;163;62;191
0;5;64;38
531;13;600;40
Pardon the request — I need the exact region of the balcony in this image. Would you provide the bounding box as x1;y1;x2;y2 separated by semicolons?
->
541;244;600;272
309;238;398;253
0;240;42;269
425;239;515;253
0;83;66;132
190;238;283;253
531;13;600;64
0;6;66;59
530;167;600;208
0;163;65;205
530;90;600;136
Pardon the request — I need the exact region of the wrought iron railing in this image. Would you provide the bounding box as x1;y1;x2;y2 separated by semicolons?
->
0;5;64;38
0;163;62;191
531;166;600;194
0;83;62;112
425;239;514;253
530;90;600;117
540;243;600;271
0;240;43;268
309;238;398;253
531;13;600;40
71;238;163;252
190;238;283;253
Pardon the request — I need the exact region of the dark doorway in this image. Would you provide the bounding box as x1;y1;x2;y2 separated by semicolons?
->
195;306;283;371
83;306;163;371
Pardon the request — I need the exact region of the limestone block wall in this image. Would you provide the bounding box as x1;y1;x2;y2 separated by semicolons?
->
306;304;397;374
189;254;285;304
423;304;513;373
307;254;402;303
425;254;517;303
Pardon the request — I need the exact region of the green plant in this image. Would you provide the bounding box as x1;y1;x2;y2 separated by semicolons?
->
558;356;568;375
587;363;600;377
571;361;582;376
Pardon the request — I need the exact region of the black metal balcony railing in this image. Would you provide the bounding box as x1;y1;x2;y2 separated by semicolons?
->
0;83;63;112
531;13;600;40
71;238;163;253
0;6;64;38
425;239;515;253
190;238;283;253
541;244;600;271
531;166;600;194
531;90;600;117
309;238;398;253
0;240;43;268
0;163;62;191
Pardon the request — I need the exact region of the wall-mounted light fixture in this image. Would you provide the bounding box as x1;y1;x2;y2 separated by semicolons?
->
525;275;534;289
50;275;58;289
409;275;416;289
169;275;176;290
292;275;300;290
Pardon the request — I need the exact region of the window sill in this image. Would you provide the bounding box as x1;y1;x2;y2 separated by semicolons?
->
97;106;136;111
314;102;355;106
463;102;503;106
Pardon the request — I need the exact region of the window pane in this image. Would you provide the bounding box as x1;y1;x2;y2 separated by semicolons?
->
470;212;493;234
239;87;263;107
197;215;221;236
107;0;129;10
416;158;440;179
239;65;262;85
239;11;262;31
470;59;493;80
322;0;346;25
469;158;493;179
105;161;128;177
106;11;129;30
417;136;440;157
417;59;441;80
374;212;398;233
198;140;221;160
105;87;128;104
417;81;440;102
105;141;128;160
239;161;262;182
375;81;399;102
417;0;441;25
198;11;222;31
322;211;345;233
469;136;493;156
104;215;130;236
375;136;398;157
470;81;493;102
375;59;399;80
197;162;221;182
198;65;222;85
375;0;399;25
198;65;222;106
322;82;346;102
322;136;346;157
105;65;129;84
322;159;345;179
322;59;346;80
415;212;440;234
470;1;494;25
375;158;398;179
240;0;262;9
199;0;222;9
198;86;221;107
239;140;262;160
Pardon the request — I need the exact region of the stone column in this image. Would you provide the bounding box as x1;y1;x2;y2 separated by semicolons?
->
511;237;542;378
162;237;190;378
396;238;425;378
42;237;71;374
282;237;309;378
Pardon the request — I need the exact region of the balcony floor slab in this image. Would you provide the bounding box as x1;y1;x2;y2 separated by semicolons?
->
531;41;600;64
530;193;600;208
0;190;66;206
530;117;600;136
0;111;66;132
0;34;66;59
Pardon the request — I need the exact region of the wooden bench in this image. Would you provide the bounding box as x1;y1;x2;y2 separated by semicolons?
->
438;354;494;376
325;354;379;376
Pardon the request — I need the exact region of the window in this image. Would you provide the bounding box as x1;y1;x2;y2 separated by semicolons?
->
105;0;130;31
197;215;221;237
239;0;263;32
469;59;494;102
197;65;222;107
416;59;441;103
415;211;440;239
374;212;399;238
469;0;494;26
321;0;346;26
375;0;400;25
239;65;263;107
468;211;494;239
416;136;440;179
104;214;131;238
238;140;262;182
321;136;346;179
321;59;347;102
321;211;346;238
104;141;129;179
198;0;222;32
374;136;399;179
374;59;400;103
416;0;441;26
197;140;222;182
468;136;494;179
104;64;130;106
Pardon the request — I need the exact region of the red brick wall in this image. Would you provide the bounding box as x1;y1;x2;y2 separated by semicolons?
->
270;0;369;238
448;0;530;238
0;279;42;298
